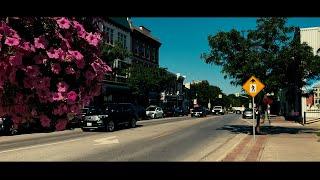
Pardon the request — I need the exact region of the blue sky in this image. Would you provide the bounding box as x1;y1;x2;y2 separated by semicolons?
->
131;17;320;95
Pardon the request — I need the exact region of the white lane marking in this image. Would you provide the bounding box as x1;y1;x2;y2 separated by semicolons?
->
93;136;119;145
0;138;83;154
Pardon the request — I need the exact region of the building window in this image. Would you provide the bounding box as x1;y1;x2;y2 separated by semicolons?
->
151;47;156;62
315;93;318;97
105;27;114;45
139;42;144;57
134;40;139;55
146;44;150;60
117;32;127;49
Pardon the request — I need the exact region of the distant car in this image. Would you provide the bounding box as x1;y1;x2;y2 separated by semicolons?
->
242;108;253;119
212;106;225;115
81;103;139;132
146;106;164;119
163;107;176;117
191;107;207;117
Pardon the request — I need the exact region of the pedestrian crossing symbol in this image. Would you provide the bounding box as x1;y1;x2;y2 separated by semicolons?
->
242;76;265;97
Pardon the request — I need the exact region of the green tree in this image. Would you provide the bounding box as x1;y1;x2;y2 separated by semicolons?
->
202;17;320;132
126;64;176;106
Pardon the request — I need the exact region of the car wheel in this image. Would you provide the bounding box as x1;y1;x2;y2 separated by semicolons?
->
130;118;137;128
106;120;115;132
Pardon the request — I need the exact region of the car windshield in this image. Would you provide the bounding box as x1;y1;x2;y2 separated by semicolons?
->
192;108;202;112
86;108;103;115
146;107;156;111
245;108;253;111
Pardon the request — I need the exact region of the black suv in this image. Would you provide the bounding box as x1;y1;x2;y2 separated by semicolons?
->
191;107;207;117
81;103;139;132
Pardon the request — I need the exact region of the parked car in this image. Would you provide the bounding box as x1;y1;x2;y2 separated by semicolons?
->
212;106;225;115
81;103;139;132
242;108;253;119
191;107;207;117
146;106;164;119
163;107;176;117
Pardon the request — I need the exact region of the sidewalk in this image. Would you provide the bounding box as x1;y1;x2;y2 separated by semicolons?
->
220;116;320;161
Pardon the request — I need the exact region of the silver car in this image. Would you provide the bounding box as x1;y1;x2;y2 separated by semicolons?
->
242;108;253;119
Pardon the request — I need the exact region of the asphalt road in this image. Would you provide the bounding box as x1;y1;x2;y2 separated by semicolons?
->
0;114;243;161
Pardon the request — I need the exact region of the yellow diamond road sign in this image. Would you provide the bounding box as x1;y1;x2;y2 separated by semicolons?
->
242;76;265;97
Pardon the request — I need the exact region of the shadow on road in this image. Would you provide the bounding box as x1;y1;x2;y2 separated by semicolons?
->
217;124;319;135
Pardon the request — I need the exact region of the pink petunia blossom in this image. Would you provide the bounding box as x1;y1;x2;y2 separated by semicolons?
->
9;54;22;66
52;92;64;101
60;104;68;114
68;50;84;61
51;63;61;74
40;115;51;128
57;82;69;92
65;66;75;75
21;42;35;52
91;61;102;73
78;30;87;39
56;17;71;29
85;32;100;46
5;37;20;46
47;48;65;59
55;119;68;131
73;21;85;32
52;107;62;116
66;91;78;102
34;36;47;49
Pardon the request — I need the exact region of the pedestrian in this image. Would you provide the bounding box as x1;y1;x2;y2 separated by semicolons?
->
255;106;261;134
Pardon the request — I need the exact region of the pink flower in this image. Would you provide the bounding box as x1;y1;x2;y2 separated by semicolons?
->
47;48;65;59
25;65;40;77
9;54;22;66
78;30;87;39
52;92;64;101
75;59;85;69
56;17;70;29
91;61;102;73
21;42;35;52
52;107;61;116
40;115;51;128
85;32;100;46
68;50;84;60
57;82;69;92
67;91;77;102
51;63;61;74
70;104;80;114
85;70;96;81
5;37;20;46
60;104;68;114
65;66;75;75
55;119;68;131
34;36;47;49
73;21;85;32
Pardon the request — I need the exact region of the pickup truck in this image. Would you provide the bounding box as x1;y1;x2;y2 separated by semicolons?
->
212;106;225;115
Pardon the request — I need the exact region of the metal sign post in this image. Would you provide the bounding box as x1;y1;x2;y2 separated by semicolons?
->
252;96;255;141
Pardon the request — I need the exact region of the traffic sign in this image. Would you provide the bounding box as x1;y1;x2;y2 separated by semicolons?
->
242;76;265;97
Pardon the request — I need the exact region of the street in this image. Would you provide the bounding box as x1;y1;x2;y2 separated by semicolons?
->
0;114;243;161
